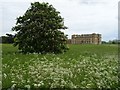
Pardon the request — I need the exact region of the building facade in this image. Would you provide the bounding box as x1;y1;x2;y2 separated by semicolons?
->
67;33;101;44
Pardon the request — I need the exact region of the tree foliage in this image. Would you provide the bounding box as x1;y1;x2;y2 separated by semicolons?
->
12;2;68;54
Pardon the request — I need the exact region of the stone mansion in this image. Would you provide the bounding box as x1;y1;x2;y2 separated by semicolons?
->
67;33;101;44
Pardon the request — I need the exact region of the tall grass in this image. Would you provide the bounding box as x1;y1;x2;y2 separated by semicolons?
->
2;44;118;89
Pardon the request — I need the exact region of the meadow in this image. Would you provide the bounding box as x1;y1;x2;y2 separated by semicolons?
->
1;44;118;89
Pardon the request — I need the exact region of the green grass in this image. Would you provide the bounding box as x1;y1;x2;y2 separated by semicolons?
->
2;44;118;89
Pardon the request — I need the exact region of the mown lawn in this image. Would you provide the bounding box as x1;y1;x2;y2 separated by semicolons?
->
2;44;118;89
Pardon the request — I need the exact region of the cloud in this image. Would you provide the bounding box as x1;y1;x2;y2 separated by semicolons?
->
80;0;107;5
59;0;118;41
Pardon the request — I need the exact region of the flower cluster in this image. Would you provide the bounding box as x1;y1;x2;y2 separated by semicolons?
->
2;54;118;88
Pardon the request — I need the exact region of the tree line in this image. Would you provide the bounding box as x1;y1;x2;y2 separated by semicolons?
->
0;34;120;44
102;40;120;44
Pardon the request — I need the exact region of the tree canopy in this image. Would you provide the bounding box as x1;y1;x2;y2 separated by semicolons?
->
12;2;68;54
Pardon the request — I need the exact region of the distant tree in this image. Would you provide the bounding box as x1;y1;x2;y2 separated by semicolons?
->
6;34;14;43
118;40;120;44
12;2;68;54
101;41;107;44
108;40;112;44
1;34;14;43
1;36;8;43
108;39;119;44
112;41;116;44
0;37;1;43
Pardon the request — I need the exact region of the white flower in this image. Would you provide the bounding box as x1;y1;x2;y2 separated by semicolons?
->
11;81;15;83
11;84;16;89
3;73;7;78
34;84;37;87
37;84;41;87
25;85;31;89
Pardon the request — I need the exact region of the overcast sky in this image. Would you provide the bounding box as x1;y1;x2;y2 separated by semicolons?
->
0;0;119;41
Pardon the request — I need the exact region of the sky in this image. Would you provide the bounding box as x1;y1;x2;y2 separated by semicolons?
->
0;0;119;41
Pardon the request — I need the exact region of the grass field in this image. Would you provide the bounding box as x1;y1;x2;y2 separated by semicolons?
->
1;44;118;89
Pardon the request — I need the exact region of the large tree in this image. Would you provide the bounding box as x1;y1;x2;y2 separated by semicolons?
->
12;2;69;54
